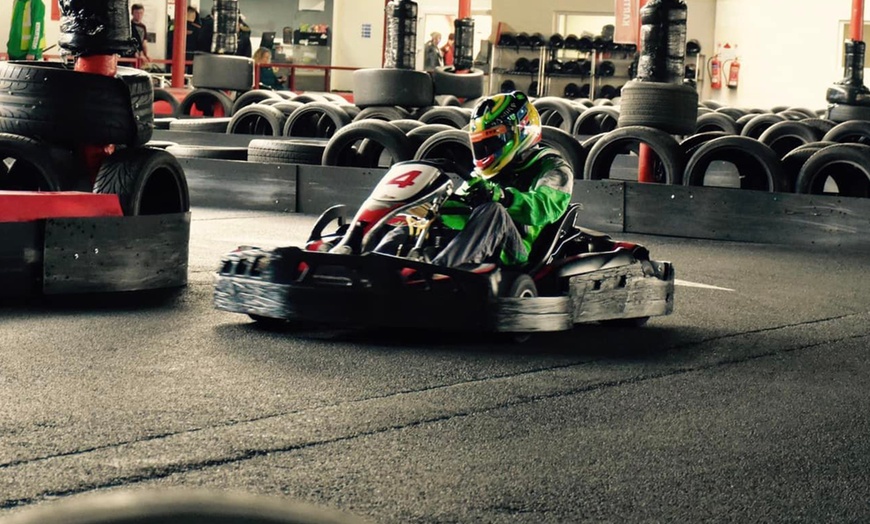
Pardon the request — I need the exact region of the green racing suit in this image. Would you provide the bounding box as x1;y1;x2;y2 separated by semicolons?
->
7;0;46;60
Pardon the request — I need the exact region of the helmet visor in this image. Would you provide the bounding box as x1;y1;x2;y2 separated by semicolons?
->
470;124;512;163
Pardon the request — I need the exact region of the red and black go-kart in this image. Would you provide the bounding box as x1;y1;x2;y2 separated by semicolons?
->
214;160;675;334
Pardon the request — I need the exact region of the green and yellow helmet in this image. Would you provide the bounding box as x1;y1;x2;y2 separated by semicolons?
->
468;91;542;178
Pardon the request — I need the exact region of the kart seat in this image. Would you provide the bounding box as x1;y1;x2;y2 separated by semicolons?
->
525;203;582;274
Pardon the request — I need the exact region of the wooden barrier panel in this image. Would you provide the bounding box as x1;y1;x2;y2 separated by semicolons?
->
570;180;625;233
179;158;298;213
296;165;387;215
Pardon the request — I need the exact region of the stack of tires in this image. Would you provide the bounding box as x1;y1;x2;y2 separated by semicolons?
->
0;61;190;216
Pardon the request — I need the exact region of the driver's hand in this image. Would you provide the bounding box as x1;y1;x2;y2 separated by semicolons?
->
464;178;504;208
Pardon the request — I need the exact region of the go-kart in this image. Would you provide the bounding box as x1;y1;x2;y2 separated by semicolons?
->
213;160;674;334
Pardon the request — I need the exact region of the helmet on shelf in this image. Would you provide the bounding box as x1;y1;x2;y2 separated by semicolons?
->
468;91;542;178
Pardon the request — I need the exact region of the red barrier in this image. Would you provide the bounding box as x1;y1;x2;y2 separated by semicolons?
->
0;192;123;222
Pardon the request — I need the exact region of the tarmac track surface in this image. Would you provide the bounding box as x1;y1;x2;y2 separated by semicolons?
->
1;208;869;523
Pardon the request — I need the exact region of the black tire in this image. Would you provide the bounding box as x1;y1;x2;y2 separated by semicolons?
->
617;80;698;135
93;147;190;216
412;129;474;169
231;89;283;114
168;117;233;133
405;123;456;151
800;118;837;138
783;106;818;119
532;97;582;133
247;138;328;165
144;140;179;150
432;66;486;99
739;112;786;139
679;131;730;162
290;93;329;104
0;62;153;146
715;106;747;121
227;104;287;136
700;99;724;110
540;126;586;177
355;119;425;166
352;68;434;108
416;106;472;128
573;106;620;137
283;102;352;138
584;126;682;184
498;274;538;344
822;120;870;145
694;112;738;134
780;141;836;192
795;143;870;197
757;120;820;158
153;88;180;117
178;89;234;117
683;135;787;192
352;106;412;122
272;100;306;118
322;120;414;167
0;133;67;191
165;144;249;160
434;94;461;106
827;103;870;123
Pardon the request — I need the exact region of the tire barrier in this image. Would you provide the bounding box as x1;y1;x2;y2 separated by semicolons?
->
617;81;698;135
352;68;434;108
532;97;582;134
694;112;738;134
165;144;249;160
231;89;283;114
321;120;414;167
191;53;254;92
757;120;820;158
432;66;486;99
739;113;786;139
822;120;870;144
94;147;190;215
178;89;234;118
539;126;587;177
416;106;472;128
227;104;287;136
247;138;327;165
168;117;233;133
282;102;351;138
584;126;682;184
795;143;870;197
683;135;786;192
573;106;620;137
412;129;474;169
780;141;836;192
153;88;180;118
0;62;153;147
0;133;70;191
352;106;412;122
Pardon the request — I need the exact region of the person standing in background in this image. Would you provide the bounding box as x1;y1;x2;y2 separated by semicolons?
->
236;13;252;58
440;32;455;67
7;0;46;60
184;6;201;73
424;31;443;71
198;5;215;53
130;3;151;65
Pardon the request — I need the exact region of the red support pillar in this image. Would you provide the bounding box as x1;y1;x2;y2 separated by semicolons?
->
172;0;188;88
852;0;865;41
458;0;471;18
637;0;655;183
74;55;119;183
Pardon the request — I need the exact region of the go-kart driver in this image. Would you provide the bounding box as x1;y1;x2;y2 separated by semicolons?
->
375;90;574;268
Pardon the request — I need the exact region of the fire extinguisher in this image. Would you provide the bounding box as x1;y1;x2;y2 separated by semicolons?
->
726;56;740;89
709;54;722;90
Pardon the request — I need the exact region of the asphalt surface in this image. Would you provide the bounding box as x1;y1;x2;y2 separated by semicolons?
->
1;208;869;523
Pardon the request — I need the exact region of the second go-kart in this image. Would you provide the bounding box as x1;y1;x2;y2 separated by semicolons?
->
214;160;675;334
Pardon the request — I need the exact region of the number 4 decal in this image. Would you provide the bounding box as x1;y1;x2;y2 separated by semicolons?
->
386;170;422;189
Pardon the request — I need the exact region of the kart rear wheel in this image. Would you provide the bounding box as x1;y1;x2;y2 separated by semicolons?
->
600;316;650;327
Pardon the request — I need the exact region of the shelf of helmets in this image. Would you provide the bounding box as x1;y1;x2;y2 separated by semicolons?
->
488;44;636;100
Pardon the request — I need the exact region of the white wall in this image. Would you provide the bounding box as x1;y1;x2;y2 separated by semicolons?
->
708;0;866;111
